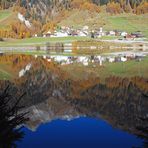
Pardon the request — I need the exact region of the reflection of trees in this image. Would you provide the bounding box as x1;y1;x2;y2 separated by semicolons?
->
0;86;28;148
67;77;148;143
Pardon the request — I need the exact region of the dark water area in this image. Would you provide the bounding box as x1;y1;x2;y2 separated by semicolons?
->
17;118;144;148
0;54;147;148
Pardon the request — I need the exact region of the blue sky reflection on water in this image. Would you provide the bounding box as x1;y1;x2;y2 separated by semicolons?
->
17;117;143;148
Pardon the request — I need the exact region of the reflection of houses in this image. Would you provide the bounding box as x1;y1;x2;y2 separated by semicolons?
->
125;34;135;40
121;57;127;62
108;57;115;63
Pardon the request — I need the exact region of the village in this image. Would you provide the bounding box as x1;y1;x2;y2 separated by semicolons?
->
17;12;146;41
38;25;146;41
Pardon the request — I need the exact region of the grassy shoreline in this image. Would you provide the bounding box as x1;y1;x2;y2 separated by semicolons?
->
0;36;90;47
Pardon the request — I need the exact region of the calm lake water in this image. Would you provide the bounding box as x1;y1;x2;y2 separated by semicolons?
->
17;117;143;148
0;54;147;148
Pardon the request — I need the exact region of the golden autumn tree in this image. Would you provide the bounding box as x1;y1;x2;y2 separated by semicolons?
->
136;1;148;14
42;21;57;33
106;2;122;14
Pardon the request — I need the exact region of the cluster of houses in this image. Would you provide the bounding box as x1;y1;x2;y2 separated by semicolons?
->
36;25;145;41
16;13;145;40
41;26;89;38
35;52;146;67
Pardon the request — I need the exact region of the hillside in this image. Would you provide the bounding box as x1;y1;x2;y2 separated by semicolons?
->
0;0;148;39
59;9;148;38
1;0;147;20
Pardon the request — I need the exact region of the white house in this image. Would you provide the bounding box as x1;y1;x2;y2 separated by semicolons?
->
78;31;87;37
51;31;68;37
109;31;116;36
121;32;128;37
100;27;103;33
34;34;38;37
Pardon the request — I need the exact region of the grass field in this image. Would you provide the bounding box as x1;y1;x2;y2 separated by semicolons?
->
60;10;148;39
0;36;90;47
0;9;17;30
0;10;11;21
104;14;148;38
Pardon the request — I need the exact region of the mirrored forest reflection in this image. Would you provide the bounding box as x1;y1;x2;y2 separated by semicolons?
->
0;54;147;147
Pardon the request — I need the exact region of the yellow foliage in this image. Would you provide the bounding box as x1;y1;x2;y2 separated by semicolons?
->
136;2;148;14
71;0;100;13
42;21;57;33
106;2;122;14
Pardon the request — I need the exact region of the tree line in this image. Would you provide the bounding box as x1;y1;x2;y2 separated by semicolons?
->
0;0;147;39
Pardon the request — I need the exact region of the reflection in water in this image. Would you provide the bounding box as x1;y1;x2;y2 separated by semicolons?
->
0;86;28;148
0;54;147;147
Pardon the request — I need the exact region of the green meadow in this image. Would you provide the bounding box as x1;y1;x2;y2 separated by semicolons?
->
0;36;90;47
0;9;11;21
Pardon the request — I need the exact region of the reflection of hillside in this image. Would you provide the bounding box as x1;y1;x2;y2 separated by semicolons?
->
0;54;100;107
23;98;80;131
0;55;147;141
68;77;148;140
0;55;72;107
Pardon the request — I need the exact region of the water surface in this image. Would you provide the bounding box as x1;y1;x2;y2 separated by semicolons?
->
17;117;143;148
0;54;147;148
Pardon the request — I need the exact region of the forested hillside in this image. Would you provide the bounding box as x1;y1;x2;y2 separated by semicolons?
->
1;0;147;13
0;0;147;39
